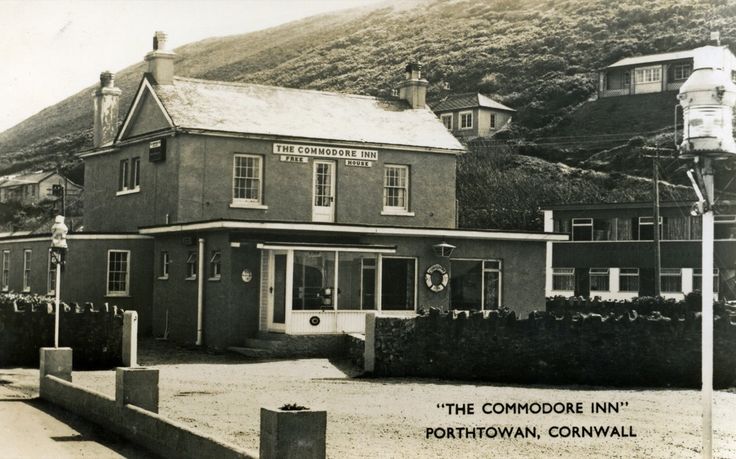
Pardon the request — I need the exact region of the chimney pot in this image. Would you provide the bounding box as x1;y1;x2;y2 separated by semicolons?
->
145;31;175;85
153;31;168;51
100;71;114;88
398;61;428;109
93;70;122;148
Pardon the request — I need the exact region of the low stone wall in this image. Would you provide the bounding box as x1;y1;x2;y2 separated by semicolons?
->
0;294;123;368
370;309;736;388
345;334;365;368
40;375;256;459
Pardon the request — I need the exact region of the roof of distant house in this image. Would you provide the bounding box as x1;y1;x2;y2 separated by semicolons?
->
141;77;465;153
431;93;515;113
605;49;698;69
0;171;55;188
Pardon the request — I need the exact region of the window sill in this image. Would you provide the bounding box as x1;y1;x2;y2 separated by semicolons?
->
116;188;140;196
22;288;30;293
106;293;130;298
157;276;169;281
208;276;221;282
185;276;197;281
381;210;415;217
229;202;268;210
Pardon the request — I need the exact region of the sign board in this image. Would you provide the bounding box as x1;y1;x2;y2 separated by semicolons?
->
149;138;166;162
345;159;372;168
273;143;378;161
280;155;309;164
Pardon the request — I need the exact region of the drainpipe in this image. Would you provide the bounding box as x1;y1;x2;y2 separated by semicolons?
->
196;237;205;346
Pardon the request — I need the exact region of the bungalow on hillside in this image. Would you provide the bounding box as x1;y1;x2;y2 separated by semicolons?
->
0;171;82;205
432;93;515;140
598;45;736;98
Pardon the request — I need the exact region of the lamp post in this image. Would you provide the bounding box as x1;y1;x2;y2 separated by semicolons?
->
677;44;736;458
50;215;68;348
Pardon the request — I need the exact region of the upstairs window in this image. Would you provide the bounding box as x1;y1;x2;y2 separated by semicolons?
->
619;268;639;293
572;218;593;241
118;157;140;193
209;250;221;280
383;165;409;213
440;114;453;130
638;216;663;240
106;250;130;296
459;111;473;129
232;154;263;205
673;63;692;81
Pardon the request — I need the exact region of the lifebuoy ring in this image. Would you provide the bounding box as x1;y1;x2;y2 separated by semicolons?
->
425;264;449;293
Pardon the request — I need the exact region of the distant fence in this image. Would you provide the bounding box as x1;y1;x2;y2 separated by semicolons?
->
368;307;736;388
0;293;124;368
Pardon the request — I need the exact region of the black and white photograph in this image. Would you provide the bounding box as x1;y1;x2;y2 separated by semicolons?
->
0;0;735;457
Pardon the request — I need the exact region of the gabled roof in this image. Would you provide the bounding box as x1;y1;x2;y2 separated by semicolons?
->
431;93;515;113
118;76;464;153
0;171;54;188
605;49;697;69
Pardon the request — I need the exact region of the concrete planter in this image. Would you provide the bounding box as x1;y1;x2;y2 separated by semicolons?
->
259;405;326;459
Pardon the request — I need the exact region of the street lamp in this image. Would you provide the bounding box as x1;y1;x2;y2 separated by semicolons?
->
50;215;68;348
677;44;736;459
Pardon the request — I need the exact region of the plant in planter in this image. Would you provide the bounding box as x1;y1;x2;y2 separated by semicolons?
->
260;403;327;459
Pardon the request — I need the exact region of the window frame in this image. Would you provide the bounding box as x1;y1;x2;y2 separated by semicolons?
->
158;250;170;280
47;250;56;295
552;268;575;291
22;249;31;292
638;216;663;240
635;66;662;84
131;157;141;190
440;113;453;130
589;267;610;292
672;63;692;81
209;250;222;281
660;268;682;293
459;110;473;130
619;268;640;293
185;251;198;280
382;164;411;215
715;215;736;240
490;113;497;129
231;154;264;208
693;268;719;293
1;249;9;292
379;256;417;312
571;218;593;241
106;249;131;297
117;158;140;195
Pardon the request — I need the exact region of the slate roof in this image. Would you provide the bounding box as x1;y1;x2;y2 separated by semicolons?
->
0;171;53;188
605;49;696;69
151;77;464;152
431;93;515;113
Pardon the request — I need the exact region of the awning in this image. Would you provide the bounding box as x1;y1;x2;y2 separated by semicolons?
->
252;241;396;254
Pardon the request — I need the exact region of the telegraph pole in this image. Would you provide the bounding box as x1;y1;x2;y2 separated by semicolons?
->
652;151;661;296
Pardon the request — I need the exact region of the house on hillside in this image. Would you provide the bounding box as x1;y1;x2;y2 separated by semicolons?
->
598;45;736;98
0;171;82;205
0;31;567;355
542;201;736;302
432;93;515;140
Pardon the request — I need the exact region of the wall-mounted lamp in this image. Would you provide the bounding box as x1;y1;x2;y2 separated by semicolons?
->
432;241;456;257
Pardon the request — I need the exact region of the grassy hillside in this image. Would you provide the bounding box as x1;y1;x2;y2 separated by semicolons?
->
0;0;733;230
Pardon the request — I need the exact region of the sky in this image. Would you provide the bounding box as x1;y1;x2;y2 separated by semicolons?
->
0;0;385;133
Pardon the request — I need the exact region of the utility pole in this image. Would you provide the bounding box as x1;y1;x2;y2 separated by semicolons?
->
652;151;661;296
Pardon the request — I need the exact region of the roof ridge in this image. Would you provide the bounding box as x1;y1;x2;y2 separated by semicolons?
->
169;76;388;102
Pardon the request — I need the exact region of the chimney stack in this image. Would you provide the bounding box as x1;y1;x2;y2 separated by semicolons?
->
93;71;122;148
144;31;175;85
398;62;428;109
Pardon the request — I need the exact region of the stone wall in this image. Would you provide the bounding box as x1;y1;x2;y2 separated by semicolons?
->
0;294;123;368
371;308;736;388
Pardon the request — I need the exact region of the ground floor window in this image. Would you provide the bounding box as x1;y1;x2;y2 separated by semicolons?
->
693;268;719;293
292;251;336;310
381;257;416;311
660;268;682;293
589;268;610;292
619;268;639;292
23;249;31;292
186;251;197;280
1;250;9;291
552;268;575;291
107;250;130;296
450;259;501;310
47;251;56;294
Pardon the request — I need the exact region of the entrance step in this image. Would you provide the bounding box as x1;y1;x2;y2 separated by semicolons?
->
230;333;348;358
227;347;276;358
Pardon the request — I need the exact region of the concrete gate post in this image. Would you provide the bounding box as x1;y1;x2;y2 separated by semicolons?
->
364;312;376;373
260;406;327;459
115;367;159;413
122;310;138;367
39;347;73;383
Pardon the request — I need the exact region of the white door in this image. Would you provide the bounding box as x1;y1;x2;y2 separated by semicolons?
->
312;161;335;222
267;251;288;332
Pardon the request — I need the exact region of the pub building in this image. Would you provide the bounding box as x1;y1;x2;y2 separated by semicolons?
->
4;32;566;352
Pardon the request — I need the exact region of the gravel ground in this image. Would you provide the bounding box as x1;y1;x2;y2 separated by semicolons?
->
3;339;736;459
